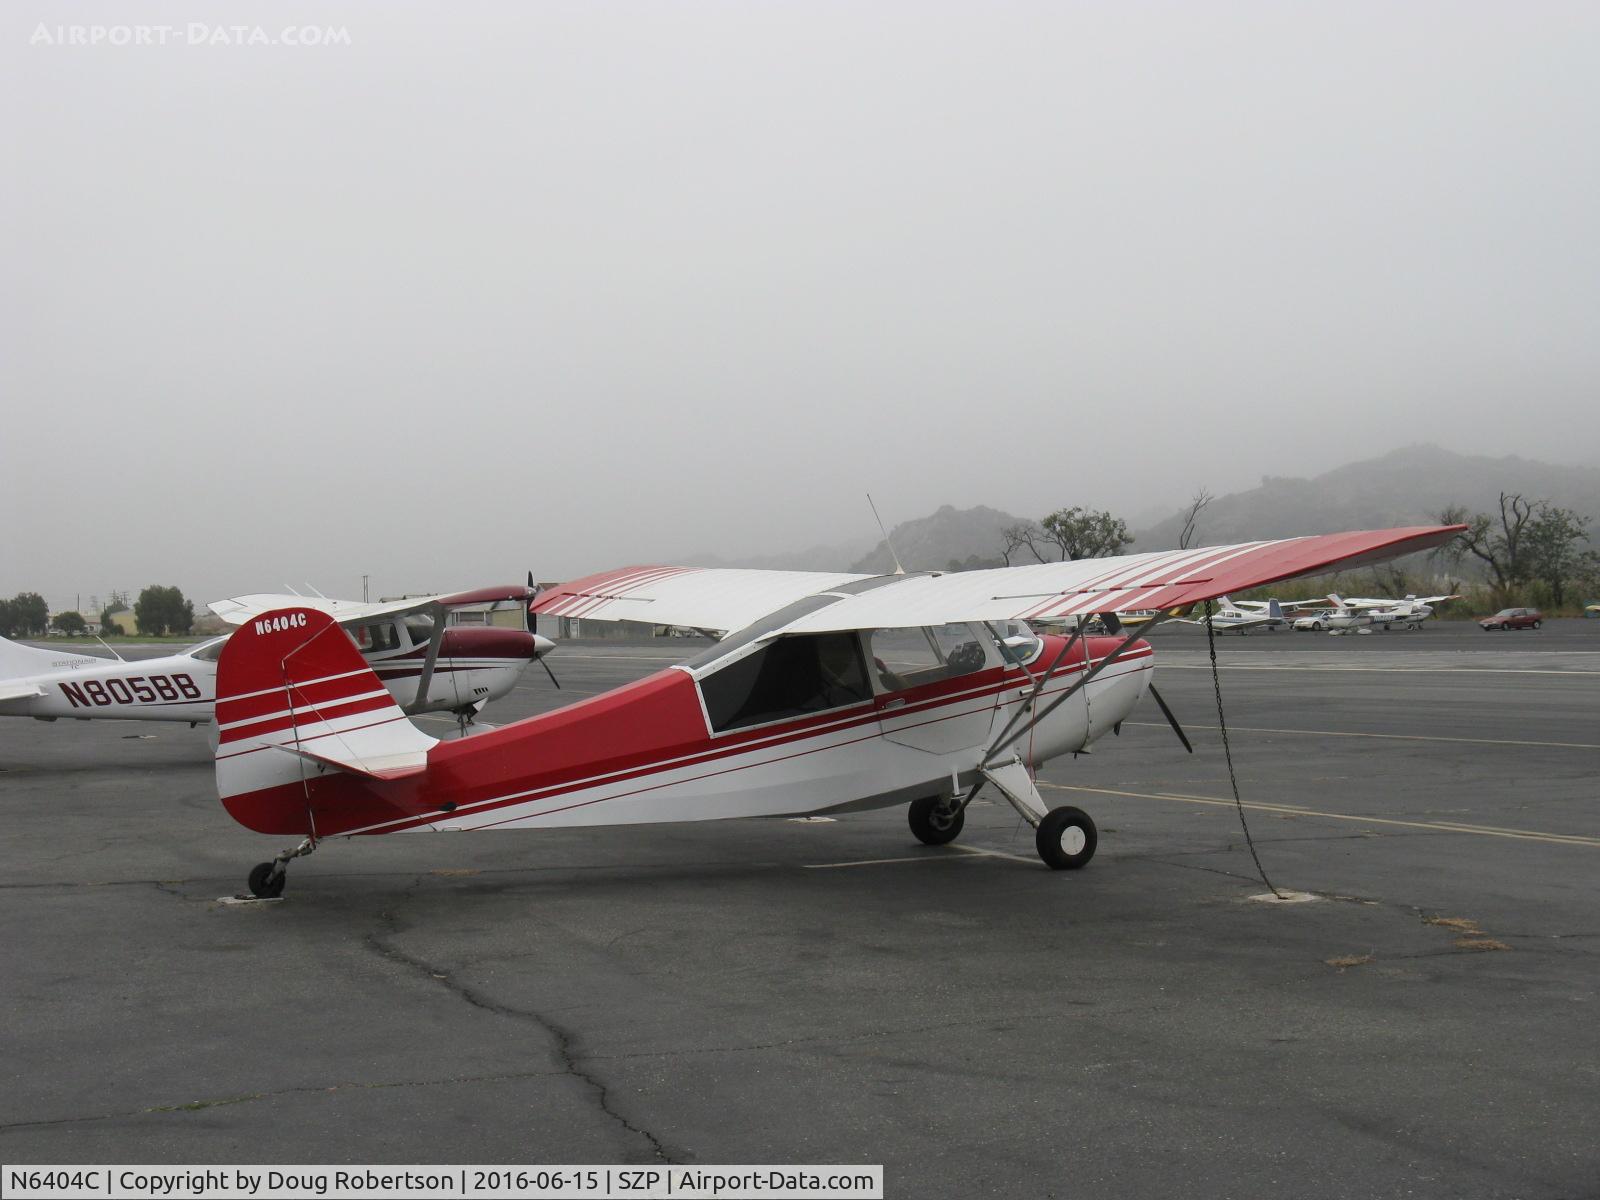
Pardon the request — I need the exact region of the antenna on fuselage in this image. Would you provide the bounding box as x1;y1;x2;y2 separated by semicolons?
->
866;493;906;575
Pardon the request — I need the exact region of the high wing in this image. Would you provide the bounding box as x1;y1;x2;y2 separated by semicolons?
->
210;585;532;628
776;526;1462;634
531;527;1462;640
531;567;875;635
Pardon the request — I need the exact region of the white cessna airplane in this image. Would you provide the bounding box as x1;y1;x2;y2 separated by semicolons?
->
1292;592;1461;632
0;586;552;729
1336;592;1462;630
1169;595;1303;633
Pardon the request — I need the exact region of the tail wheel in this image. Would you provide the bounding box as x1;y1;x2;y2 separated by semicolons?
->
907;796;964;845
247;862;285;899
1036;806;1098;870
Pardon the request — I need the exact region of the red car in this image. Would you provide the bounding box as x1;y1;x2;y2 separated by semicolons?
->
1480;607;1543;631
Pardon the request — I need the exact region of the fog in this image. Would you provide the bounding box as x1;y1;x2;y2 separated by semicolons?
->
4;1;1598;609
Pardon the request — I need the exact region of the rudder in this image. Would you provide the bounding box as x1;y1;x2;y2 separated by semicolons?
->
215;607;437;834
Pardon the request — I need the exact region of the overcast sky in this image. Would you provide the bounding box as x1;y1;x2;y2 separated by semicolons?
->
4;1;1598;611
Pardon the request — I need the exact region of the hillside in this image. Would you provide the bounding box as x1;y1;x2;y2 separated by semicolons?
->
849;504;1026;574
1138;445;1600;549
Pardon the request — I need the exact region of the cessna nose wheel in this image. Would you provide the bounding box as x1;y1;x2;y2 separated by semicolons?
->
1036;806;1097;870
908;796;965;845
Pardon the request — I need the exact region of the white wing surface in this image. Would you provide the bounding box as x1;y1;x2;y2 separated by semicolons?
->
531;566;874;635
210;585;532;628
778;527;1462;634
533;528;1462;639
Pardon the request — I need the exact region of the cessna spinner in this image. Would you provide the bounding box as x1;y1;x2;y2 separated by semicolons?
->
0;586;551;729
205;525;1463;898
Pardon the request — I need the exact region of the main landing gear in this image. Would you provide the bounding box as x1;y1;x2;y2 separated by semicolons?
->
246;836;316;899
907;796;965;845
906;791;1099;870
1035;806;1097;870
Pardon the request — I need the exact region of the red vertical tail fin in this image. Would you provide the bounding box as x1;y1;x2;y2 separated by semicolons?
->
215;607;436;833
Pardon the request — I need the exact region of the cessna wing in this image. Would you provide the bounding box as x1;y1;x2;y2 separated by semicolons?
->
777;528;1461;634
532;567;875;636
210;585;533;628
534;528;1459;640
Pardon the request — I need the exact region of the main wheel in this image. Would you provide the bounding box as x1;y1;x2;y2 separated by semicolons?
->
907;796;964;846
248;862;285;899
1036;806;1098;870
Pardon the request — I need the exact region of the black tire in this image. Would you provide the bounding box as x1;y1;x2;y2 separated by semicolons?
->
248;862;285;898
1533;621;1542;630
907;796;964;846
1036;806;1098;870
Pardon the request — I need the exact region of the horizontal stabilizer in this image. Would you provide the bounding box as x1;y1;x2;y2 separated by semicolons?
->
273;742;429;781
0;683;45;702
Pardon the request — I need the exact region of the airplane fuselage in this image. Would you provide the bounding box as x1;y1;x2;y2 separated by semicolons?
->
218;628;1154;837
0;627;539;724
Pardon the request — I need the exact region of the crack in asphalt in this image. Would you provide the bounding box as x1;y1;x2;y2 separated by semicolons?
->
362;877;676;1164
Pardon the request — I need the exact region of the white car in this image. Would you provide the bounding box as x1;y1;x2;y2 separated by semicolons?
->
1293;611;1334;631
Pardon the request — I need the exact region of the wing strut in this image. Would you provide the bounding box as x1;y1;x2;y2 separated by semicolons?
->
955;614;1175;827
413;605;447;711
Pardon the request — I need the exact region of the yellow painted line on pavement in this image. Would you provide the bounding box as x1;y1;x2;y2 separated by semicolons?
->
1039;782;1600;848
1122;721;1600;752
953;843;1040;866
804;854;977;870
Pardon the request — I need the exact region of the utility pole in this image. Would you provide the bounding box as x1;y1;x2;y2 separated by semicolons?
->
362;575;370;603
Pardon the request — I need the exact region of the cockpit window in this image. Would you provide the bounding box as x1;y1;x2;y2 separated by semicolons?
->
991;620;1042;666
358;622;402;652
188;637;226;662
868;624;993;693
700;633;871;733
403;615;435;646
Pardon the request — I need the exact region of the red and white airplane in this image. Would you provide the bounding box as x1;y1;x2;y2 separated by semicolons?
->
210;526;1461;897
0;587;551;730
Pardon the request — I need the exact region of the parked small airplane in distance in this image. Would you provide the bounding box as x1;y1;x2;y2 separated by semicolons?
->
203;525;1463;898
1292;592;1461;632
1169;595;1301;633
0;586;551;730
1336;593;1462;630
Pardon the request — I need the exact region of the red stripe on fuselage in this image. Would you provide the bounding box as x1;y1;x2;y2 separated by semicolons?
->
218;636;1150;836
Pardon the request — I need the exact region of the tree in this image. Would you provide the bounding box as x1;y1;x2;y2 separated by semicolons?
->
100;591;130;635
52;611;87;635
1524;505;1591;608
0;592;50;637
1436;494;1593;606
1434;494;1539;594
1000;522;1047;566
1038;507;1134;561
1177;488;1214;550
133;585;194;636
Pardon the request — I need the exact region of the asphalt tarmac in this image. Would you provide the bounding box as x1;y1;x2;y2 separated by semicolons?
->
2;623;1597;1198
